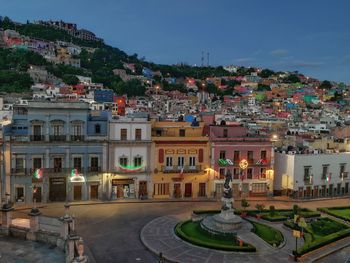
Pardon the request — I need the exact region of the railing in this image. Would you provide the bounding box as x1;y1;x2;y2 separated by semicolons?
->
304;176;313;185
42;168;72;174
70;135;85;142
30;135;45;141
88;166;101;172
115;166;147;174
49;135;66;142
161;165;202;173
11;168;27;175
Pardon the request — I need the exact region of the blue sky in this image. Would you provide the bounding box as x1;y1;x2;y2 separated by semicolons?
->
1;0;350;83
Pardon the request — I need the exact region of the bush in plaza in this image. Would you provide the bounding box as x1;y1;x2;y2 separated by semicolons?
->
175;220;256;252
318;206;350;222
269;205;276;217
248;219;284;247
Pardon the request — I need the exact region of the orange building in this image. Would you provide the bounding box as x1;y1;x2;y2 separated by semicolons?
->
150;121;211;198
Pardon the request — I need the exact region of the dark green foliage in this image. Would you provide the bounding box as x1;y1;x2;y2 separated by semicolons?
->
0;70;33;93
175;220;256;252
319;80;332;90
269;205;276;217
259;69;275;78
249;220;284;246
62;74;79;85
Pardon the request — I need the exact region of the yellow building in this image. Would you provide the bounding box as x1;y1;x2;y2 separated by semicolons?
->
151;120;211;199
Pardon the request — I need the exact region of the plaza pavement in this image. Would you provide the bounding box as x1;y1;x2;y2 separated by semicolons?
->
9;197;350;263
140;215;302;263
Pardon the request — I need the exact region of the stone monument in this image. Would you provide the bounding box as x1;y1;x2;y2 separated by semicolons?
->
201;171;242;234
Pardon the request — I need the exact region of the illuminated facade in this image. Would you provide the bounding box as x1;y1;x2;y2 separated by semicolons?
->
106;116;151;199
151;120;210;198
209;125;274;197
5;101;108;204
274;151;350;199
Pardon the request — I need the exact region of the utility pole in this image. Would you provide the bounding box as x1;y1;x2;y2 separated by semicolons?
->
201;51;204;67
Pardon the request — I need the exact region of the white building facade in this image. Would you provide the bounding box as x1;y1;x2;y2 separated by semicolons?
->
274;151;350;199
107;117;152;199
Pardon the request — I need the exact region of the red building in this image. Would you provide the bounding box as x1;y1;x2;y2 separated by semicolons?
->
209;124;274;197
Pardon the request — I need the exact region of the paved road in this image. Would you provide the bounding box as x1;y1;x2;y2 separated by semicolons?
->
12;198;350;263
314;245;350;263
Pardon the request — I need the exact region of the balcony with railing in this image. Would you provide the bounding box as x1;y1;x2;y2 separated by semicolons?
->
71;135;85;142
11;168;27;175
114;166;147;174
88;166;101;173
49;135;66;142
161;165;202;173
30;135;45;141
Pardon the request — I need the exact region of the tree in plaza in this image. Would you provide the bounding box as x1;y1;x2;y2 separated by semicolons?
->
269;205;276;217
241;199;250;215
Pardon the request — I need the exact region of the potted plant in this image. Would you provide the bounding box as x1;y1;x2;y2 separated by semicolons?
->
255;204;265;219
241;199;250;217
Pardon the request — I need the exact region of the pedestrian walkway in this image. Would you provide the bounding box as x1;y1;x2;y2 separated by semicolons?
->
140;215;296;263
0;236;64;263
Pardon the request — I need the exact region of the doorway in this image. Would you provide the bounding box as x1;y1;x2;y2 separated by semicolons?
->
90;185;98;200
198;183;206;197
184;183;192;197
74;185;82;201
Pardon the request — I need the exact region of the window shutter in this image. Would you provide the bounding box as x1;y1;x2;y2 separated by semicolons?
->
198;149;204;162
159;149;164;163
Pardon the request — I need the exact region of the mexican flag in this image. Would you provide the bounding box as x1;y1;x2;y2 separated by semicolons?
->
33;168;43;179
71;169;79;177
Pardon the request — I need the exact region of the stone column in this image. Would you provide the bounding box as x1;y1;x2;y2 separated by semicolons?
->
72;237;88;263
0;204;14;235
27;206;41;241
66;233;79;263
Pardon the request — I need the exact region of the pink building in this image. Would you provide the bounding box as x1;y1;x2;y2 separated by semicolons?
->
209;124;274;197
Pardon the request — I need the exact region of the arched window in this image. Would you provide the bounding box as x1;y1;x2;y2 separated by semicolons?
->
95;124;101;134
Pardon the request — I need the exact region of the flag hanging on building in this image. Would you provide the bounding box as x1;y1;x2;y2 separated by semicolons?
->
71;169;79;177
33;168;43;179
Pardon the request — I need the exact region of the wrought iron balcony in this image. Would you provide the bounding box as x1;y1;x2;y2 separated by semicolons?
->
11;168;27;175
30;135;45;141
71;135;85;142
49;135;66;142
88;166;101;172
161;165;202;173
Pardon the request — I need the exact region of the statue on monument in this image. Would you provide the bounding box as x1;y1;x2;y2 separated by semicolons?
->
222;170;233;210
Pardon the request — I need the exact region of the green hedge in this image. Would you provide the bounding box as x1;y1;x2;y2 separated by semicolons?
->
318;207;350;222
296;228;350;256
248;219;284;247
284;218;350;256
175;220;256;252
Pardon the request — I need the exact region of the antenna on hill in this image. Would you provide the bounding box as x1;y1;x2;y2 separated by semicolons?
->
201;51;204;67
207;52;210;67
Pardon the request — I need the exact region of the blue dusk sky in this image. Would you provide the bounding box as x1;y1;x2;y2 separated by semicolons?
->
1;0;350;83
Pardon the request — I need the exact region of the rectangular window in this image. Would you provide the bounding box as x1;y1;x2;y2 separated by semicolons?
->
72;125;82;136
90;157;99;171
16;187;24;202
73;157;82;171
154;183;170;195
247;151;254;163
247;168;253;179
322;165;328;179
189;157;196;167
166;157;173;167
261;150;267;160
219;151;226;159
33;125;42;136
340;163;347;178
53;124;62;136
178;157;184;167
54;157;62;172
223;129;228;138
252;183;267;193
260;168;266;179
233;168;239;179
95;124;101;134
134;157;142;167
120;129;127;140
304;166;311;180
219;168;225;179
15;158;24;170
33;158;42;170
119;157;128;167
135;129;142;140
234;151;240;162
179;129;185;137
